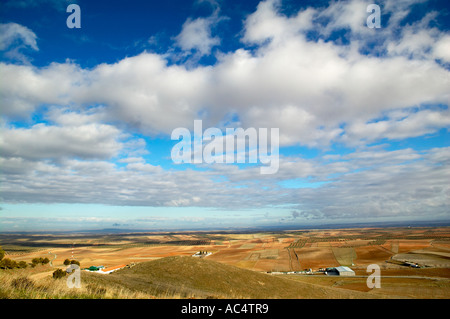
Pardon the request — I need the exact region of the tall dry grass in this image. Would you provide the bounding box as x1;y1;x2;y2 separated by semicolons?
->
0;267;211;299
0;268;157;299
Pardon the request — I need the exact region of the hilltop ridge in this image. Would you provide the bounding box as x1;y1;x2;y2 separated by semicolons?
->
98;256;380;299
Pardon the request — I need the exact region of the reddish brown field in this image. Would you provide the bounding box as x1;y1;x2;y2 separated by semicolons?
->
354;245;394;265
397;240;433;253
295;247;340;270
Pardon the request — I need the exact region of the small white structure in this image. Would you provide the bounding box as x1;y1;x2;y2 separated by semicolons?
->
192;251;212;257
99;264;126;274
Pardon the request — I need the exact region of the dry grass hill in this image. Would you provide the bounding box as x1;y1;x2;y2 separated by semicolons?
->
92;256;381;299
1;256;391;299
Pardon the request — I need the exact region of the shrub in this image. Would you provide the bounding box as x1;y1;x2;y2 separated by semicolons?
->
0;258;17;269
52;268;66;279
31;257;51;266
17;261;28;269
63;259;71;266
70;260;80;266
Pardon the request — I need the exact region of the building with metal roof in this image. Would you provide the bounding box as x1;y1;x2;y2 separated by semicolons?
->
326;266;355;276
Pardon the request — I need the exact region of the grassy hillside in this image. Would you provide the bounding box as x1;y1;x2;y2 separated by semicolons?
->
97;256;378;299
1;256;384;299
0;264;154;299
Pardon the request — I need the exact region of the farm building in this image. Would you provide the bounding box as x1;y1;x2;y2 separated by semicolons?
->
83;265;126;274
98;264;126;274
404;261;420;268
326;266;355;276
192;251;212;258
84;265;104;272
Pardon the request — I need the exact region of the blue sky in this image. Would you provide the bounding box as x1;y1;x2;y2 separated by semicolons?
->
1;0;450;231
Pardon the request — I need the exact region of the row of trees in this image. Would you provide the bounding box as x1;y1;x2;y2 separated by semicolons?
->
0;258;29;269
0;255;50;269
0;245;70;270
0;245;82;272
1;245;83;285
32;257;50;266
0;245;27;269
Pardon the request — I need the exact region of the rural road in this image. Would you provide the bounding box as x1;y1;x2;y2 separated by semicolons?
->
275;273;450;281
48;251;57;267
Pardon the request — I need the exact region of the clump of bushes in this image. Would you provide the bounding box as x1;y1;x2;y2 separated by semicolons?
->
52;268;66;279
0;258;18;269
0;245;29;269
0;259;29;269
0;245;54;269
31;257;50;267
63;259;80;266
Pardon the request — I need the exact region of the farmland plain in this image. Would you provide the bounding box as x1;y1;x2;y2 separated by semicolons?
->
1;226;449;298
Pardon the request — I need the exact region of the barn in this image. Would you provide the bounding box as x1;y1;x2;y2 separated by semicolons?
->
326;266;355;276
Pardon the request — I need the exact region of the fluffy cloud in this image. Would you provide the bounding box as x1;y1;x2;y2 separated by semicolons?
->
76;54;211;134
343;108;450;145
242;0;316;44
433;35;450;63
175;17;221;56
2;1;448;147
0;62;85;118
0;22;38;63
174;0;223;57
0;123;123;161
0;23;38;51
